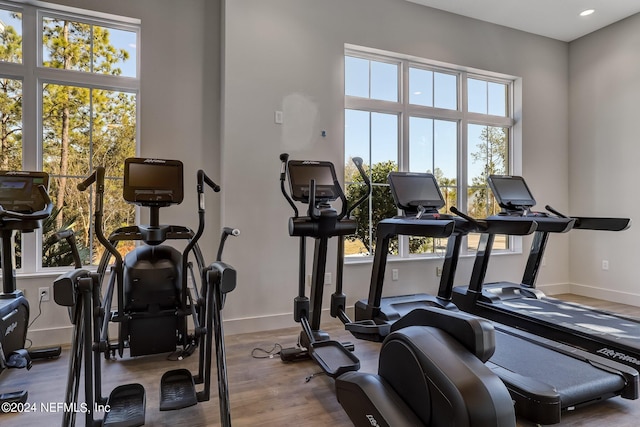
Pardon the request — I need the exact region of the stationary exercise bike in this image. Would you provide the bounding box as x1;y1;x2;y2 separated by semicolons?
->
279;154;516;426
54;157;238;426
0;171;61;409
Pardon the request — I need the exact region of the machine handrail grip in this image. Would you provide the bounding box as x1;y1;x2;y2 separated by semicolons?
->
279;153;298;217
345;157;370;220
0;185;53;221
77;167;122;265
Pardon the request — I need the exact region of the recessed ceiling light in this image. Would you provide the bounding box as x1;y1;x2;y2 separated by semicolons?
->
580;9;595;17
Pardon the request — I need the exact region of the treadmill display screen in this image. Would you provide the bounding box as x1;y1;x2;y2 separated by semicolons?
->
489;175;536;209
0;171;49;213
388;172;444;213
288;160;338;203
123;158;184;206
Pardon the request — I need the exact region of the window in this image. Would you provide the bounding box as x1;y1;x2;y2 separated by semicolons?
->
0;1;139;272
344;47;518;259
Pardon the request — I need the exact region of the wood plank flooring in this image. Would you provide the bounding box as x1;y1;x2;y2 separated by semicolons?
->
1;294;640;426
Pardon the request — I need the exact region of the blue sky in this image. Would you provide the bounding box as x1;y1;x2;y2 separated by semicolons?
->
344;56;507;185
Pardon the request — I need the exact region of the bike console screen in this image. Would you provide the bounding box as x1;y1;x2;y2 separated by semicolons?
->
288;160;338;204
488;175;536;210
123;158;184;206
0;171;49;213
388;172;445;214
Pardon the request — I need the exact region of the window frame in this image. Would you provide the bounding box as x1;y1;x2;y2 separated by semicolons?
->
344;45;522;261
0;0;140;275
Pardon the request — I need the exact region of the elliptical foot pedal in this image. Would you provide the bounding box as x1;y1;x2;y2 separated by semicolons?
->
103;383;145;427
346;320;391;342
0;390;27;411
309;340;360;378
159;368;197;411
280;347;310;362
28;346;62;360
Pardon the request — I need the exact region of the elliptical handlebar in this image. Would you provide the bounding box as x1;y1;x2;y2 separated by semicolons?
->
216;227;240;262
77;167;122;264
187;170;221;247
279;153;299;218
345;157;370;220
77;171;99;191
0;185;53;221
48;229;83;269
198;169;221;193
183;170;217;287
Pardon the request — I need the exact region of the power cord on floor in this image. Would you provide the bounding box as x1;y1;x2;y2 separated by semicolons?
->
24;291;45;349
305;371;325;383
251;343;283;359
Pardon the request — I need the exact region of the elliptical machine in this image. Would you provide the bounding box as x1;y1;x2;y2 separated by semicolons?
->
0;171;61;408
279;154;516;426
53;157;238;426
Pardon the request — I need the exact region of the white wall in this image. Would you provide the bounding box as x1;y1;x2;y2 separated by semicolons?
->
20;0;221;347
221;0;571;334
26;0;615;345
568;13;640;304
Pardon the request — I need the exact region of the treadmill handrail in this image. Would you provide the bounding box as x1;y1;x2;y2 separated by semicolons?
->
545;206;631;231
450;206;538;236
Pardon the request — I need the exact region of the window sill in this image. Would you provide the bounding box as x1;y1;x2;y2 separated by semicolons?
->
344;248;522;266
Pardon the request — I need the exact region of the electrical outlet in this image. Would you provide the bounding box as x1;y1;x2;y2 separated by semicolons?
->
392;269;399;281
602;260;609;271
324;272;332;286
436;266;443;277
39;286;50;302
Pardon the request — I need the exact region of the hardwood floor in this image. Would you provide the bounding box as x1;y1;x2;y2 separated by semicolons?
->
1;294;640;426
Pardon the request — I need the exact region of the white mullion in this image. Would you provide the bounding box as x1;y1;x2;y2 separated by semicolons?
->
20;4;39;272
459;72;470;255
345;46;519;261
29;3;138;272
399;60;409;258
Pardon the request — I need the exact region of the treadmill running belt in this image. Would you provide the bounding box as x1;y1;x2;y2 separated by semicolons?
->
490;329;625;407
499;297;640;345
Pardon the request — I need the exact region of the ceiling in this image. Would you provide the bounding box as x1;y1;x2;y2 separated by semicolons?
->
406;0;640;42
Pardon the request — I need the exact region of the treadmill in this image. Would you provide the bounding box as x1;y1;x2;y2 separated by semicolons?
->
355;172;638;425
452;174;640;371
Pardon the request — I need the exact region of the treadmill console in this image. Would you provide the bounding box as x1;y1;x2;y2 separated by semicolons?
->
488;175;536;212
388;172;445;216
0;171;49;213
123;158;184;207
287;160;339;204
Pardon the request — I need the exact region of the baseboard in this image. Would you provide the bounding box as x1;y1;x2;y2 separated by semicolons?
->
538;282;571;295
225;306;360;334
567;283;640;307
28;308;353;347
27;325;73;349
223;312;299;335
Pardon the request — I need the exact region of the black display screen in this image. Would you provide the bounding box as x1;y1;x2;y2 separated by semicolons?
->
0;171;49;212
123;158;184;205
388;172;444;213
488;175;536;209
288;160;338;203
